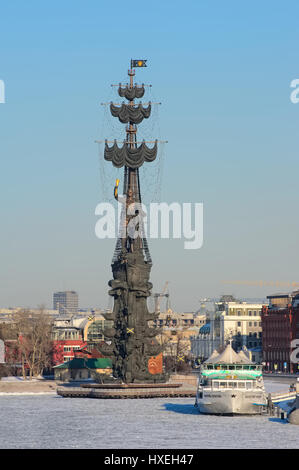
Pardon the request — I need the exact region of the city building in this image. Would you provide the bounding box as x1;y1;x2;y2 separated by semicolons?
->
53;291;78;315
152;312;205;358
190;323;220;361
0;307;59;323
154;311;205;329
191;299;263;363
51;313;113;365
53;357;112;381
218;301;263;362
262;290;299;373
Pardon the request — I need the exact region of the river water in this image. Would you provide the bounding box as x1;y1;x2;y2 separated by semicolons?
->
0;379;298;449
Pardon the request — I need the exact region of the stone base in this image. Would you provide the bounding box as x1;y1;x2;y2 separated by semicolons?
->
56;378;196;399
80;382;182;389
288;408;299;425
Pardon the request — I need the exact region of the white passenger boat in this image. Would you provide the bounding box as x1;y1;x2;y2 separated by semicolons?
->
195;343;267;415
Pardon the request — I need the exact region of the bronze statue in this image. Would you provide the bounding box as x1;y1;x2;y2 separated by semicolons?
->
98;62;166;383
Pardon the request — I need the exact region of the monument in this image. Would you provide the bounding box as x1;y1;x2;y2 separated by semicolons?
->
57;61;197;398
98;59;166;383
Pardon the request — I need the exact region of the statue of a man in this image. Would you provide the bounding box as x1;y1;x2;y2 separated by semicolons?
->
114;179;144;253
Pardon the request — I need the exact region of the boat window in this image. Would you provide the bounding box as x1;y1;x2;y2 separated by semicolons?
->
213;381;219;389
238;382;245;388
220;382;226;388
228;365;234;370
243;365;250;370
228;382;234;388
236;365;242;370
245;382;252;389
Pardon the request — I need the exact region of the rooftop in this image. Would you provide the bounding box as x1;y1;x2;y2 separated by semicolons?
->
54;357;112;369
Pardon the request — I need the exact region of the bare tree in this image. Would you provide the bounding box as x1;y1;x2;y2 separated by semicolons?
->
13;307;53;379
160;328;192;374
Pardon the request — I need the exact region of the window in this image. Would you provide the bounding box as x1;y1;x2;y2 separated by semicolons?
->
220;382;226;388
238;382;245;389
87;321;104;342
237;311;241;316
228;382;237;388
248;311;252;316
249;322;252;327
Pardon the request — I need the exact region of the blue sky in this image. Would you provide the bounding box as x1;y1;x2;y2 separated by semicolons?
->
1;0;299;310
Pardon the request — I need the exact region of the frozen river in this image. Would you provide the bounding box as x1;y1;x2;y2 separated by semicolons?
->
0;379;298;449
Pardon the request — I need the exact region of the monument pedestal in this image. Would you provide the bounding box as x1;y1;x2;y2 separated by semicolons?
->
56;377;197;399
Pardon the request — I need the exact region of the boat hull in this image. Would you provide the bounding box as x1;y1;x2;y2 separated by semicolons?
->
196;389;267;415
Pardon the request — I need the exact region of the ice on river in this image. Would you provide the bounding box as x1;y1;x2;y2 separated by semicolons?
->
0;379;298;449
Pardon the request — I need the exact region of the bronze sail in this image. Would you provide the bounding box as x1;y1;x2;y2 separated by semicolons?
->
110;102;151;124
118;84;145;100
104;140;157;168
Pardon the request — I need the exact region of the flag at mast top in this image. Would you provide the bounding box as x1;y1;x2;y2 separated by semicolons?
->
131;59;147;68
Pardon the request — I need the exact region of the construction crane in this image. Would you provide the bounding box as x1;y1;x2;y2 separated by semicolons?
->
154;281;170;314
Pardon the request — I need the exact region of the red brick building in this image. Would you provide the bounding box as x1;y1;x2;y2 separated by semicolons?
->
51;316;110;366
262;291;299;373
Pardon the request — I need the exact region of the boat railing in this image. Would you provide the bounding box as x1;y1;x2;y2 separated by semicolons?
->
202;363;262;371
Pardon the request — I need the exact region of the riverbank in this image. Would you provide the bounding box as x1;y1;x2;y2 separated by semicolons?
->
0;373;198;395
0;379;57;394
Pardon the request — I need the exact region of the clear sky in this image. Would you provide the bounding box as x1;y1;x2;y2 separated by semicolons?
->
1;0;299;311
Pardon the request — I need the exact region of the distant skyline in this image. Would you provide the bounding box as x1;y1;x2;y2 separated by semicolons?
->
1;1;299;311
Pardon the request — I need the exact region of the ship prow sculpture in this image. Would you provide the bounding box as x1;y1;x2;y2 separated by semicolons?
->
98;60;167;384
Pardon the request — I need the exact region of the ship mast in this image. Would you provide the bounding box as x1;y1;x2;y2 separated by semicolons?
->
127;63;139;202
